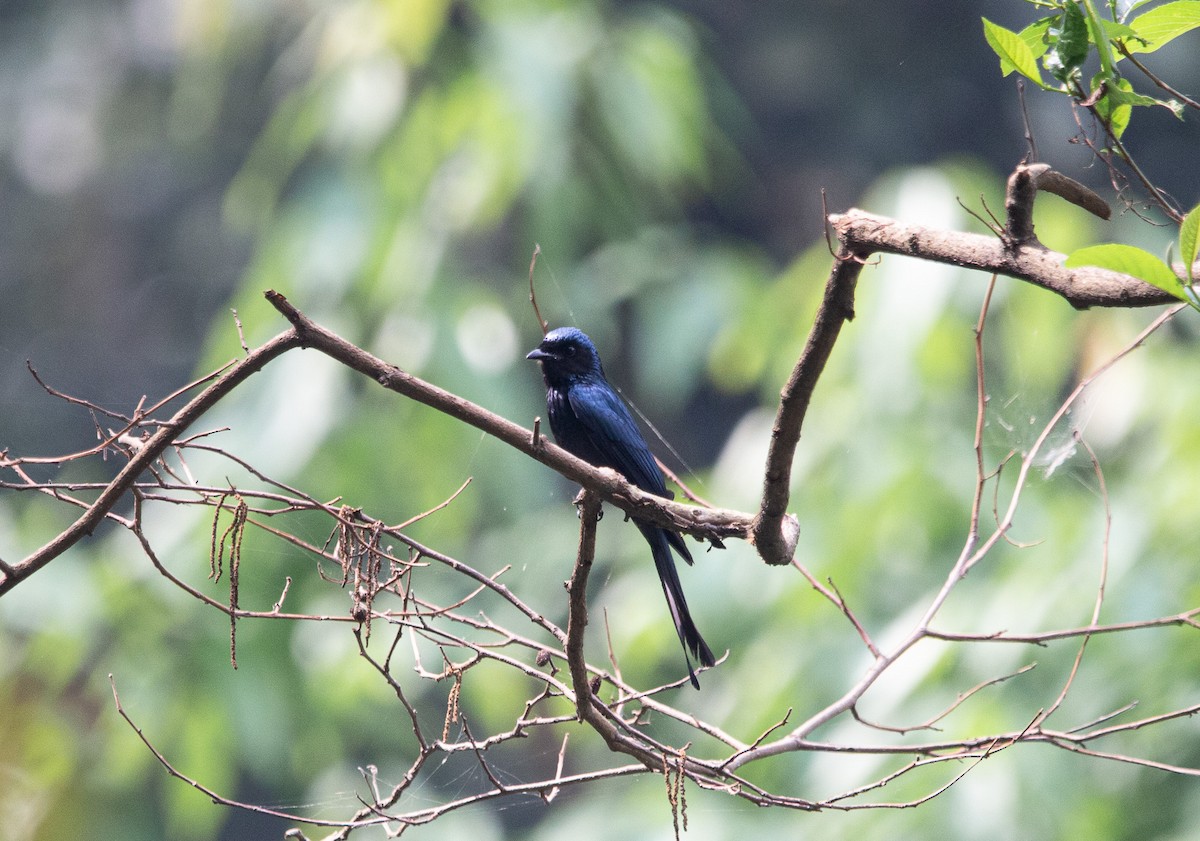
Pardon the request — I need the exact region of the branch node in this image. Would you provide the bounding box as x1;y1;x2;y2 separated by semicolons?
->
1005;162;1111;246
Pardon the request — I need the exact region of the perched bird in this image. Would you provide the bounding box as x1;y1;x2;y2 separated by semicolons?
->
527;326;716;688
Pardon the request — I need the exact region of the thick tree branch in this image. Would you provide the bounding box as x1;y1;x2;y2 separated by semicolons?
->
828;161;1186;311
830;209;1175;310
752;249;860;565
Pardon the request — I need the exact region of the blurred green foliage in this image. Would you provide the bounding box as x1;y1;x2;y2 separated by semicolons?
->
3;1;1200;840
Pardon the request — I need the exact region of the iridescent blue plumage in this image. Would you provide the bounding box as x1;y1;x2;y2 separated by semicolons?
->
527;327;715;689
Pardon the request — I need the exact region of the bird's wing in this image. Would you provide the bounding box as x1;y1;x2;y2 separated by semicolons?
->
566;379;668;496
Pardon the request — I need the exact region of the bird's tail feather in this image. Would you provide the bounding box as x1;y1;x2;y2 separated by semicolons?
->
639;523;716;690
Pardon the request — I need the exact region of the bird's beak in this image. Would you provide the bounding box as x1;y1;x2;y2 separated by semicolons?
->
526;347;551;361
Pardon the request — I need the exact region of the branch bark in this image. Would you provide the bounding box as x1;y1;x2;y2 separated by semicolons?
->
830;209;1174;310
829;160;1188;311
752;247;860;565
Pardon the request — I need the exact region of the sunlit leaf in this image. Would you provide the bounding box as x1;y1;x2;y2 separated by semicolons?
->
1065;243;1185;299
1019;16;1055;59
1124;0;1200;53
1100;19;1140;41
983;17;1048;86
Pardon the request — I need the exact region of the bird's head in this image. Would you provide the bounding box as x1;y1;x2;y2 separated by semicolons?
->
526;327;604;383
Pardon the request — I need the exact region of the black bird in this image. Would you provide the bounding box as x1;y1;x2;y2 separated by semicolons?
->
527;326;716;688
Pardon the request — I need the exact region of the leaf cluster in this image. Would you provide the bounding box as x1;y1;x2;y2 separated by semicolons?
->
983;0;1200;135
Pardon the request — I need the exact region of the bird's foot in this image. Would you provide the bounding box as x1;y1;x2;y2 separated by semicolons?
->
572;489;602;520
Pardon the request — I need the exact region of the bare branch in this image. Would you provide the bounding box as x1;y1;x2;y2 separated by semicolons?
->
752;248;859;565
1;331;302;595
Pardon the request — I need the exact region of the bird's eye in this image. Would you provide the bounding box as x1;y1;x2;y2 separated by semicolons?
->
565;345;576;356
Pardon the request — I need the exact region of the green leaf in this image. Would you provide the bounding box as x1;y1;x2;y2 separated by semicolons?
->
1111;80;1183;116
1180;203;1200;283
1100;19;1140;41
1102;18;1146;61
1019;17;1056;59
1045;1;1091;84
983;17;1048;86
1080;0;1117;77
1065;243;1186;299
1092;75;1133;137
1125;0;1200;53
1104;83;1169;110
1090;74;1180;135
